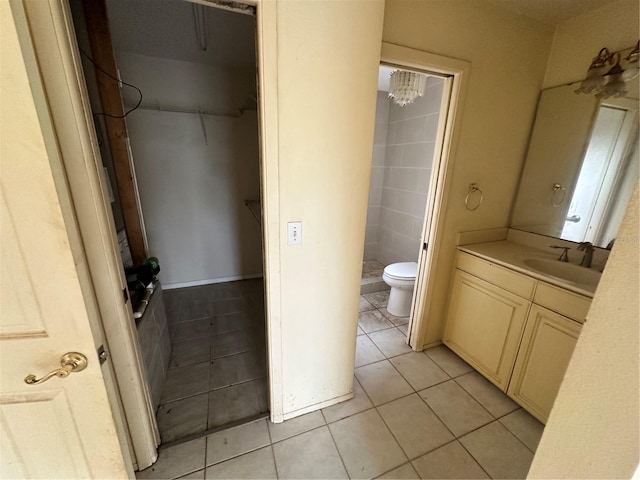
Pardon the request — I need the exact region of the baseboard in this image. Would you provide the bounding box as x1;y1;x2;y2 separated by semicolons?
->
280;391;355;422
163;273;264;290
421;340;443;351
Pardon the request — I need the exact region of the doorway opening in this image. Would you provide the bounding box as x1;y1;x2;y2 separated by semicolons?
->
68;0;268;447
561;99;639;245
359;64;451;355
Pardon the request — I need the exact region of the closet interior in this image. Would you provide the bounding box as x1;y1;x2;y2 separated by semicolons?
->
69;0;268;445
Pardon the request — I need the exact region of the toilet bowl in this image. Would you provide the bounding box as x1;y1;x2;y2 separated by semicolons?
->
382;262;418;317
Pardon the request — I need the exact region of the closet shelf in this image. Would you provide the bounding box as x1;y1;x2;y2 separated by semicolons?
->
126;103;241;118
244;199;261;225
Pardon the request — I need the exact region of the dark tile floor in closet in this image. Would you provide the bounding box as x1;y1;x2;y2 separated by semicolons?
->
159;279;267;444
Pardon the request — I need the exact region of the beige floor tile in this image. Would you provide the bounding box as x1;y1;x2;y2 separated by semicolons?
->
376;463;419;479
363;260;384;273
358;310;395;333
355;360;413;406
355;335;385;367
460;421;534;479
176;469;205;479
398;324;409;335
380;307;409;326
360;295;376;312
369;328;412;358
273;426;348;479
411;441;489;479
390;352;450;391
208;381;264;428
329;409;407;479
169;338;211;368
137;437;206;479
157;393;209;443
424;345;474;377
161;361;210;403
499;409;545;452
322;378;373;423
357;325;366;336
268;410;326;443
206;419;270;466
419;380;493;437
363;290;390;308
456;371;519;418
204;446;276;479
377;394;454;459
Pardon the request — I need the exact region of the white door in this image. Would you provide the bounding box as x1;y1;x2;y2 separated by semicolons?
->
0;2;129;477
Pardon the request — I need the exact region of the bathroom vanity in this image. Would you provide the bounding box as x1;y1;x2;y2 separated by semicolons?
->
443;239;597;424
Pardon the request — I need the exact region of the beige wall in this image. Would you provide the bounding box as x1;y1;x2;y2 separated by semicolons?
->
528;2;640;476
383;0;554;345
274;0;385;417
364;91;390;261
543;0;640;88
528;184;639;478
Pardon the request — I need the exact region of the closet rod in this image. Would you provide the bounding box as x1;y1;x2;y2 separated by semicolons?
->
127;104;241;118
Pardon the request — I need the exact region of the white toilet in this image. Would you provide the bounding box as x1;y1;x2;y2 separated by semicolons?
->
382;262;418;317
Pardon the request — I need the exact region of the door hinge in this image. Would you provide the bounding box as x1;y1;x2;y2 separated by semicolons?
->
97;345;108;365
123;288;129;304
423;242;429;251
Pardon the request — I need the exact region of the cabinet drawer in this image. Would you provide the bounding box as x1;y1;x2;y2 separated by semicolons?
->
534;282;591;323
457;251;535;300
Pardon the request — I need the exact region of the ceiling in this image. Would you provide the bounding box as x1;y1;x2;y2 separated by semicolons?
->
107;0;619;85
106;0;256;72
487;0;616;25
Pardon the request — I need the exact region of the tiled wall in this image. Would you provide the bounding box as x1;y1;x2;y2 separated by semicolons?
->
364;91;390;260
365;76;444;265
136;284;172;411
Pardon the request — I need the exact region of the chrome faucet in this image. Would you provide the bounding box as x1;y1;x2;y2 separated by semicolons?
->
577;242;594;268
550;245;570;262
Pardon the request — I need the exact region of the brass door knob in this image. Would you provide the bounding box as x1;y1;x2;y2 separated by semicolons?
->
24;352;88;385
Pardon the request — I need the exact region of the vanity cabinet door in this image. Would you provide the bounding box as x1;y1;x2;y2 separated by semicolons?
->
443;270;529;391
508;305;582;424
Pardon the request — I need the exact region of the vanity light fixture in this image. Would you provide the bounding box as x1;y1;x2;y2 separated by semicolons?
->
622;41;639;82
388;70;426;107
575;42;640;98
598;54;627;98
575;48;611;95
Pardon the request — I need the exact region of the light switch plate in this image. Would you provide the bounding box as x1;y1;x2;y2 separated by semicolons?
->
288;221;302;245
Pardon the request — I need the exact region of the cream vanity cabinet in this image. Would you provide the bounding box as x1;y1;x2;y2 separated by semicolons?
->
443;250;591;423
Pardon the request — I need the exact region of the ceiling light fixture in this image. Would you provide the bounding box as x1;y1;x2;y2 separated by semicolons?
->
575;42;640;99
388;70;426;107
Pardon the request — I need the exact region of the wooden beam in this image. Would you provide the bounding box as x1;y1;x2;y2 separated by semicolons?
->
82;0;147;265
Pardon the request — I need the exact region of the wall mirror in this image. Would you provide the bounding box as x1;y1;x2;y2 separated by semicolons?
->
511;77;639;248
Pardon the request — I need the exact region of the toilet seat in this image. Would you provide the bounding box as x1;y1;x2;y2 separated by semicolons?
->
382;262;418;317
383;262;417;280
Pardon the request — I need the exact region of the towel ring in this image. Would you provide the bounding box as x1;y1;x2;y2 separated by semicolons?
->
465;183;483;211
551;183;566;207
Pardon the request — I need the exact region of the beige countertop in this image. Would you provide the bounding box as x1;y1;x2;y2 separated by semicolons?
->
458;241;599;297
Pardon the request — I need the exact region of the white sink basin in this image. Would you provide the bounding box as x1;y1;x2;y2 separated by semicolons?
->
524;258;601;288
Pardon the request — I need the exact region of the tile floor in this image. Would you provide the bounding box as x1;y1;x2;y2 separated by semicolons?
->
158;279;268;443
139;289;544;479
361;260;387;294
